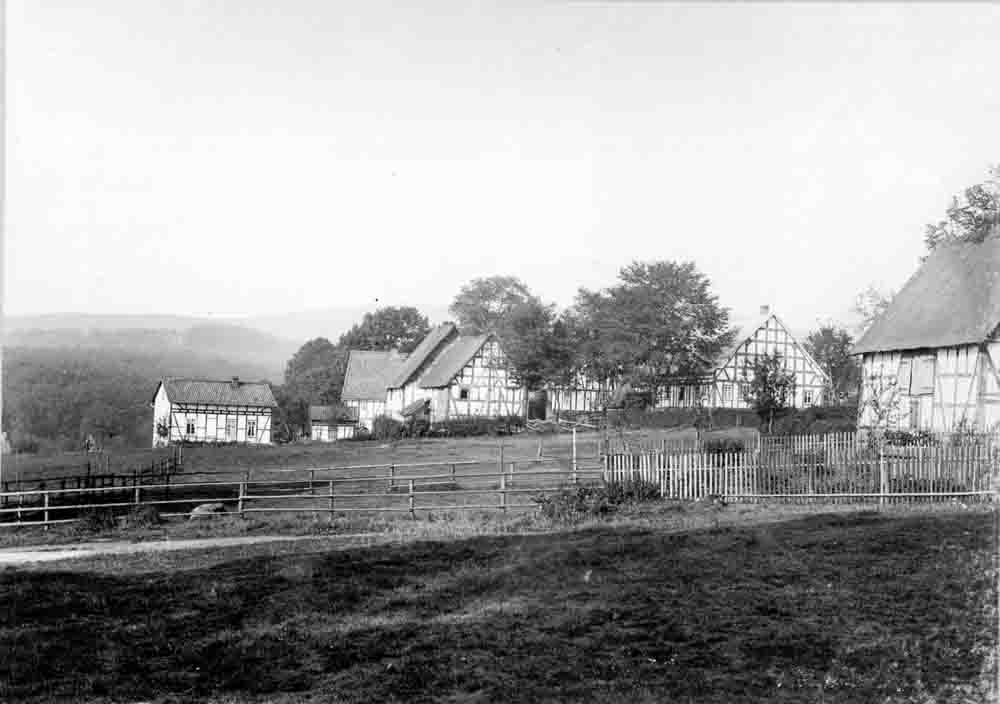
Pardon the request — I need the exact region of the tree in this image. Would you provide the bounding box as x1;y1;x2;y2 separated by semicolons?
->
741;352;796;433
337;306;430;354
497;301;576;391
280;338;348;437
449;276;540;334
925;164;999;251
804;325;860;404
852;285;894;337
569;260;736;390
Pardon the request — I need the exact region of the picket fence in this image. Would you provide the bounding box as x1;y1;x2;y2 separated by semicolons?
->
604;438;998;503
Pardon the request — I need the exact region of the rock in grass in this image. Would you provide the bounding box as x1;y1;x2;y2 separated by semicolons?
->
189;502;228;520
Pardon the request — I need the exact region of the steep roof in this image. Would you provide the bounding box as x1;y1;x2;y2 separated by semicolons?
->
388;323;458;389
341;350;409;401
418;334;492;388
712;313;831;382
853;235;1000;355
309;404;357;423
158;378;277;407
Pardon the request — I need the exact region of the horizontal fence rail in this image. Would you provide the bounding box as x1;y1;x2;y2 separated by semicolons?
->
0;456;605;527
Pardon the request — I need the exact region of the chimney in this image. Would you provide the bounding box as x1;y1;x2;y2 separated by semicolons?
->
759;305;771;317
230;376;240;389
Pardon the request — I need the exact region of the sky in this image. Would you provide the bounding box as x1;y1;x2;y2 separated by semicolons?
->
6;1;1000;335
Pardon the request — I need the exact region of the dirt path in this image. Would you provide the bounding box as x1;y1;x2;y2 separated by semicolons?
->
0;533;376;565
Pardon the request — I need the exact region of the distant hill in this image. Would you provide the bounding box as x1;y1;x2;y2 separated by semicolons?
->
4;322;296;381
240;303;453;346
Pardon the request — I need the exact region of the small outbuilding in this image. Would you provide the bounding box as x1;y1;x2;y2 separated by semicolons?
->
308;404;358;441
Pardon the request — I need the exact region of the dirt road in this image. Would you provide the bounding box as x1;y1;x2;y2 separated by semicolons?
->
0;534;374;566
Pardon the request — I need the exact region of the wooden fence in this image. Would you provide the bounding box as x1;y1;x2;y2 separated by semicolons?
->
604;439;998;503
0;457;605;527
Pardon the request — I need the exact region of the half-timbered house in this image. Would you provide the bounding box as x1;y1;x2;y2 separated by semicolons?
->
341;349;409;432
151;377;277;447
655;309;830;409
386;323;526;422
853;234;1000;432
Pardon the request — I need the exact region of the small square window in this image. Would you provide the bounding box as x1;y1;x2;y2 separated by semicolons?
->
247;420;257;438
459;388;470;401
185;419;196;436
803;390;814;406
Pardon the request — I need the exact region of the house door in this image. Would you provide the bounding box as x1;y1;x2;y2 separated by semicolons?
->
226;417;237;441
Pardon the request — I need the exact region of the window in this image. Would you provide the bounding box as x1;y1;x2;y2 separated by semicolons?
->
247;419;257;439
909;399;921;430
185;418;196;436
459;387;470;401
677;386;686;403
803;390;814;406
911;355;936;396
897;358;913;393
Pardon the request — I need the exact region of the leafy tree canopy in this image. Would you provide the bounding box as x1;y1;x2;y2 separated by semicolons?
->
282;337;347;409
497;301;576;391
569;260;735;388
741;352;796;432
804;325;860;404
925;164;999;251
337;306;430;354
852;285;894;337
449;276;540;334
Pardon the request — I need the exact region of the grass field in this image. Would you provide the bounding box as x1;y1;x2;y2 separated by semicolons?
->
1;505;995;703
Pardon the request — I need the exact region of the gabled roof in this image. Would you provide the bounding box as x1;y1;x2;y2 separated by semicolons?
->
388;323;458;389
156;378;277;407
713;313;831;383
309;404;358;424
341;350;409;401
418;334;493;388
853;235;1000;355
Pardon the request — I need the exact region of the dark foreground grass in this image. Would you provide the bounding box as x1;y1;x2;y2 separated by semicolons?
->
0;510;996;703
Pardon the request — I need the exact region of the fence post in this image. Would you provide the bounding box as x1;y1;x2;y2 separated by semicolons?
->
43;491;50;527
238;480;246;519
451;463;456;482
310;469;316;496
508;462;515;489
389;464;396;490
134;483;141;506
328;480;335;523
408;479;415;519
572;428;578;484
500;473;507;513
879;444;887;508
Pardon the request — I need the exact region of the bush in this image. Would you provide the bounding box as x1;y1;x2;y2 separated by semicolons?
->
123;504;162;529
703;437;746;454
76;508;118;533
430;415;524;438
371;415;405;442
533;478;661;523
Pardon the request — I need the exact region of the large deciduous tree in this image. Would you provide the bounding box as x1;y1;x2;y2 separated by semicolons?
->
449;276;540;334
497;301;576;391
337;306;430;353
569;260;735;390
925;164;999;251
804;325;860;404
280;338;348;437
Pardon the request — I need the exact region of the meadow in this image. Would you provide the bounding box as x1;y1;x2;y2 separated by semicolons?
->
0;504;995;703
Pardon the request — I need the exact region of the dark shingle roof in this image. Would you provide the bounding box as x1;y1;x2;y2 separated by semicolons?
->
418;334;492;388
309;404;358;423
388;323;458;388
853;235;1000;355
341;350;409;401
160;378;277;407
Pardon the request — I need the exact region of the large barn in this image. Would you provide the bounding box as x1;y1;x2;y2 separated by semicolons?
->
655;309;830;410
853;235;1000;433
385;323;525;422
340;349;409;432
151;377;277;447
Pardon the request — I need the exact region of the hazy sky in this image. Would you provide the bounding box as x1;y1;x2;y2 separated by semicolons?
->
7;2;1000;334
